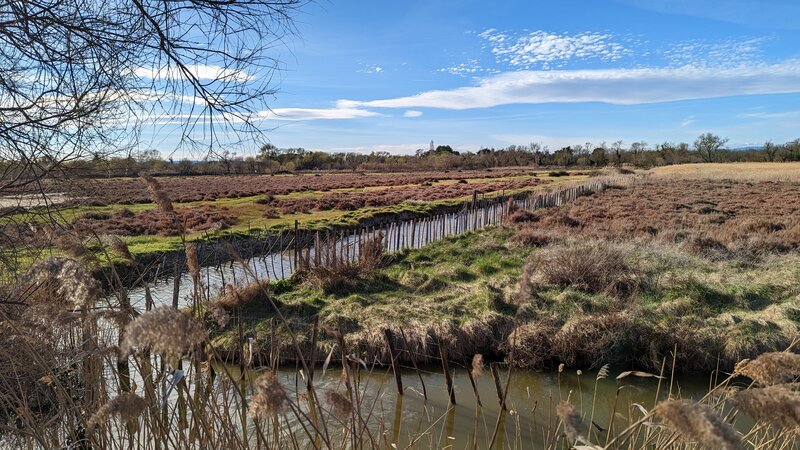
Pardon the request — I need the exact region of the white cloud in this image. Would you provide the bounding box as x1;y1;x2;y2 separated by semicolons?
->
479;29;630;68
259;107;380;121
738;111;800;119
358;64;384;74
134;64;254;82
338;61;800;110
681;116;697;127
438;59;498;76
403;110;423;118
662;37;768;68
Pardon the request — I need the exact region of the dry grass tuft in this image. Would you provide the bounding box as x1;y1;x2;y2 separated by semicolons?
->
734;386;800;429
249;372;288;418
520;241;639;298
654;399;742;450
505;208;538;224
121;307;207;359
735;352;800;386
513;227;553;247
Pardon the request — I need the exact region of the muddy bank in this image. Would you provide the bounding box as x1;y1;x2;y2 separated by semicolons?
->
208;311;767;374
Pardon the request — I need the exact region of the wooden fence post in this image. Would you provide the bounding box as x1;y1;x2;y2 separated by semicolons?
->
384;329;403;395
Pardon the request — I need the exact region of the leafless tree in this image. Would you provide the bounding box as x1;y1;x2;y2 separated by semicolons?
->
0;0;305;195
694;133;728;163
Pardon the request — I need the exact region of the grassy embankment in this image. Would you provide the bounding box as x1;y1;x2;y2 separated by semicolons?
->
210;166;800;372
210;222;799;372
3;172;586;265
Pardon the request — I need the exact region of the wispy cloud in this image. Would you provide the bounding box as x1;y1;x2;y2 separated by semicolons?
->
338;61;800;110
134;64;254;82
737;111;800;119
478;29;630;68
681;116;697;127
358;64;384;74
403;110;423;118
662;37;769;67
259;107;380;121
437;59;498;76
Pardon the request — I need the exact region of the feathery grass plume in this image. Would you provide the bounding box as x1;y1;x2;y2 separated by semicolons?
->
185;243;200;281
87;392;147;430
325;389;353;417
556;401;589;443
54;232;99;265
471;354;485;379
596;364;610;380
207;301;231;328
654;399;742;450
248;372;288;418
735;386;800;429
121;307;207;359
21;257;102;309
139;173;174;214
106;235;134;264
735;352;800;386
222;241;245;266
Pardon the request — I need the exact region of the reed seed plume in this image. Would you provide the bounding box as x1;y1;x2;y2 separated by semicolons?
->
596;364;610;380
21;257;102;309
222;241;245;267
556;401;589;443
249;372;288;418
325;389;353;417
54;233;98;265
121;307;207;359
139;173;174;214
186;243;200;281
735;352;800;386
106;235;134;264
207;301;231;328
87;392;147;430
471;354;485;379
734;386;800;429
654;399;742;450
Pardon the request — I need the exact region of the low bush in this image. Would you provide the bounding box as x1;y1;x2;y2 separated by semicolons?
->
520;241;640;298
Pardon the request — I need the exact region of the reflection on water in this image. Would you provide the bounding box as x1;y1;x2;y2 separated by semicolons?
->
223;363;714;449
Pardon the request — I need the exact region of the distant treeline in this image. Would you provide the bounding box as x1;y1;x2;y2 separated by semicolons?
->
19;134;800;178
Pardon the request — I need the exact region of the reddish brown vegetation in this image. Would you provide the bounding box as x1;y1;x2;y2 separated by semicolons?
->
53;168;540;205
268;177;549;213
523;180;800;254
73;207;236;236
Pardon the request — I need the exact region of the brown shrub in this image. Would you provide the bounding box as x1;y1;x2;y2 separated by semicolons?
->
505;209;538;224
522;242;639;297
513;228;552;247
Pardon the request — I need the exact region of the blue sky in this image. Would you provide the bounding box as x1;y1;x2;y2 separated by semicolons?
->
143;0;800;156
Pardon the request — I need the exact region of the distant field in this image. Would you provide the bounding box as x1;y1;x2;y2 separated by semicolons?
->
650;162;800;181
1;168;588;261
45;167;546;205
